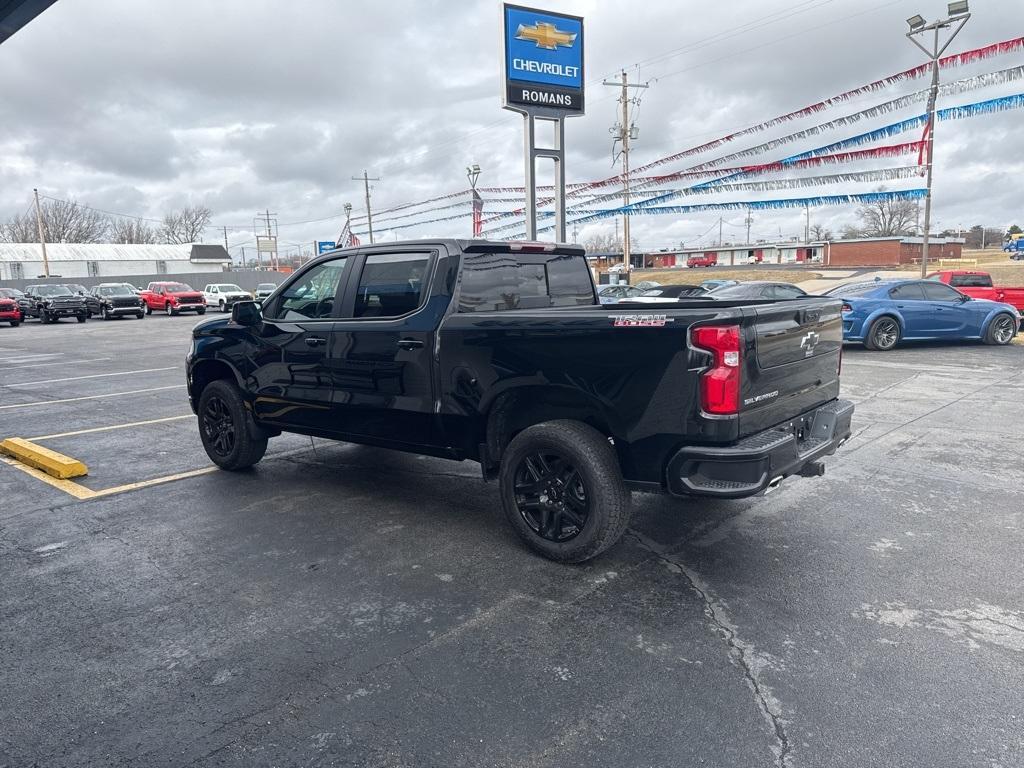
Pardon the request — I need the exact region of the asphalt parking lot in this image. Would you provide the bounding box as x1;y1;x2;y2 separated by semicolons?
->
1;314;1022;768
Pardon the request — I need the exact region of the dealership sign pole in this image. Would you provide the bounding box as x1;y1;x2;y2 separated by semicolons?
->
503;4;584;242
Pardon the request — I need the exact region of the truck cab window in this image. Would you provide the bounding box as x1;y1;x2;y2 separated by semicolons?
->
352;252;431;318
268;257;348;320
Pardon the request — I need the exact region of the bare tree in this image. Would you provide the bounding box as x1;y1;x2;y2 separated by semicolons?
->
0;211;38;243
110;217;157;244
854;189;917;237
160;205;212;244
1;198;109;243
840;223;867;240
809;223;834;241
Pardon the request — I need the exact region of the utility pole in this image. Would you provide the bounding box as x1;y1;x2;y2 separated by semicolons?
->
905;3;970;277
745;208;753;245
718;217;723;247
32;188;50;277
603;71;649;273
223;226;229;252
804;204;810;243
352;170;380;244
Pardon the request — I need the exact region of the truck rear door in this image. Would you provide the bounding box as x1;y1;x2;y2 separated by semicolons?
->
738;297;843;435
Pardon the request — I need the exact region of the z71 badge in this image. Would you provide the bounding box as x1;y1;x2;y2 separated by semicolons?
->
610;314;674;327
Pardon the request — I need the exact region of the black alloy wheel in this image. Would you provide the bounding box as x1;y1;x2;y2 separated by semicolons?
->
201;394;236;458
513;451;589;543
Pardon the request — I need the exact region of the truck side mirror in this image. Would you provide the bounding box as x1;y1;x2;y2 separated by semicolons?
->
232;300;262;327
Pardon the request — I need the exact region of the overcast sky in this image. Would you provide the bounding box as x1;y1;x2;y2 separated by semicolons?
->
1;0;1022;257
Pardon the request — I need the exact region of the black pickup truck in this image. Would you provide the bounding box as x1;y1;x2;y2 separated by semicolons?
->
186;240;853;562
23;284;89;323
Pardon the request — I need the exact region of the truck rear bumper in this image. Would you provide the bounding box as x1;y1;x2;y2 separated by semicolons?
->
665;399;855;498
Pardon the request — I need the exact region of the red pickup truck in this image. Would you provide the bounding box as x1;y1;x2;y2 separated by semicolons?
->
141;282;207;316
926;270;1024;315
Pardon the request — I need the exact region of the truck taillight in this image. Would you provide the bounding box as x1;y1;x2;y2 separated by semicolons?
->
691;325;741;415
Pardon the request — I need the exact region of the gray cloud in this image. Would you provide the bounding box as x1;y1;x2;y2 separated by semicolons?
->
1;0;1022;253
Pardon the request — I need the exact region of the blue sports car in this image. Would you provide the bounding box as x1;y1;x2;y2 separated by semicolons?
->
827;279;1019;351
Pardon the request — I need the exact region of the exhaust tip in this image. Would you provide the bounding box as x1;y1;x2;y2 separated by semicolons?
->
765;475;784;493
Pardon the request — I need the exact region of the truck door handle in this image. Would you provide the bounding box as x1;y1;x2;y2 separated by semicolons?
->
304;336;327;347
396;338;424;350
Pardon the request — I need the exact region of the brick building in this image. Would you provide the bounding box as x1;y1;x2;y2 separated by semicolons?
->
820;237;964;267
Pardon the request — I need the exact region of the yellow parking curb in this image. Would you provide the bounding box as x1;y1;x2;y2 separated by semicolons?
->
0;438;88;479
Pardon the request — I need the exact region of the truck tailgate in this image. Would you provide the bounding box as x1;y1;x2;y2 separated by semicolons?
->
739;298;843;435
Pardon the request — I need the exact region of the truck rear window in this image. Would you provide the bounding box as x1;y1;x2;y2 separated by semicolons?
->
458;252;594;312
949;274;992;287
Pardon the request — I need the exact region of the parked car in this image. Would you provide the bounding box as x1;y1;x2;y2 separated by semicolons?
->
687;253;718;268
0;288;29;321
1003;239;1024;259
22;284;88;323
187;239;853;562
597;284;644;305
254;282;277;300
203;283;252;312
61;284;102;317
90;284;146;320
828;279;1018;350
702;279;739;291
709;282;808;300
629;285;710;303
0;293;21;326
925;270;1024;316
142;282;207;316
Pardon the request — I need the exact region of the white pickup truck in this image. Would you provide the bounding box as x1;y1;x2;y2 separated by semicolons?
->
202;284;252;313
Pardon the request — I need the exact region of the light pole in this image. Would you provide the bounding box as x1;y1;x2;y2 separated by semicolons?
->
905;1;970;278
466;164;482;237
343;202;352;246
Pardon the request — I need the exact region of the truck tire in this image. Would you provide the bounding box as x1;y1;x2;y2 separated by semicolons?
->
145;303;152;315
864;316;900;351
165;303;175;317
76;314;87;323
198;380;268;471
984;313;1016;345
499;420;631;563
219;300;226;313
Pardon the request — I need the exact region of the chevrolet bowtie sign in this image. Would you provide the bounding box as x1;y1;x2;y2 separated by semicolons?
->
503;4;584;114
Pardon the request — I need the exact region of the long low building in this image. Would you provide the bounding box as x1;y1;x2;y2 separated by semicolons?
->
0;243;231;280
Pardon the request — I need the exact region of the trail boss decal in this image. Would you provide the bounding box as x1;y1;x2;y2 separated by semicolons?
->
610;314;673;327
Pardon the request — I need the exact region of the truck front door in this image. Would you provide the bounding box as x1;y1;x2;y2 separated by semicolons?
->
249;255;352;433
328;249;439;447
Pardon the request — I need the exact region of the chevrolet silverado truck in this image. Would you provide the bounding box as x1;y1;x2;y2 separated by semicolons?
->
186;240;854;563
926;270;1024;316
23;284;88;323
203;283;252;312
142;282;207;316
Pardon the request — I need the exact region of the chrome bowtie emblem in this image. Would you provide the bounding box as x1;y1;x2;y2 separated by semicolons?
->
800;331;820;357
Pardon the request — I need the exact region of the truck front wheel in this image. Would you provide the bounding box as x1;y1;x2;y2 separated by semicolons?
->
198;380;268;471
498;420;631;563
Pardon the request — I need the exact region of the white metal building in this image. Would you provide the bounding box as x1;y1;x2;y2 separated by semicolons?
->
0;243;230;280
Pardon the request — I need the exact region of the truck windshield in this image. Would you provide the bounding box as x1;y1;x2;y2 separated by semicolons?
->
33;285;73;297
163;283;192;292
458;252;593;312
96;286;133;297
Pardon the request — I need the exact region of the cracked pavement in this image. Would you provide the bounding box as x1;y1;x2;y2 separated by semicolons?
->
1;319;1023;767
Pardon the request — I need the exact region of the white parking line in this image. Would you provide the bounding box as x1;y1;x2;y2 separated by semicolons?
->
30;415;193;440
3;367;177;387
0;386;181;410
1;357;113;370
